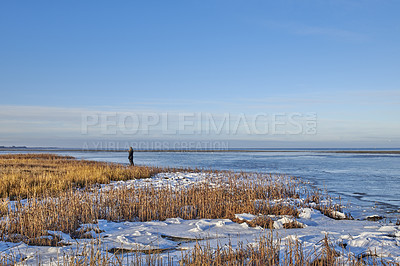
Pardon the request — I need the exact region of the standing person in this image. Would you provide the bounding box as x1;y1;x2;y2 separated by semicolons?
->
128;147;134;166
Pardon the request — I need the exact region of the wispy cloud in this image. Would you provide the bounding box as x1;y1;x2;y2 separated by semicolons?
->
256;20;367;42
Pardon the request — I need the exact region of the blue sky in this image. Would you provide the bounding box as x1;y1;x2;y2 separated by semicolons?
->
0;0;399;148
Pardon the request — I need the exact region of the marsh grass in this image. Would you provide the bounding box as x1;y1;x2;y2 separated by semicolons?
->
181;234;280;265
3;236;397;266
0;154;164;199
0;172;301;246
180;234;398;266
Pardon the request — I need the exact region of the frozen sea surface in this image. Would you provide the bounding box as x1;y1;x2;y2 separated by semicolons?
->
2;150;400;220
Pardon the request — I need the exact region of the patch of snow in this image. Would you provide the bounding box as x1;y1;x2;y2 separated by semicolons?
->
299;208;313;219
273;217;306;229
235;213;256;221
330;210;347;219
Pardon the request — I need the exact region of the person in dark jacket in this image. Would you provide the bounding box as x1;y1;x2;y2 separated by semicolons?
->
128;147;134;166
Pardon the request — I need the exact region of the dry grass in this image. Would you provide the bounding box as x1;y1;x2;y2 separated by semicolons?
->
313;202;353;220
181;234;280;265
0;154;164;199
304;191;353;220
181;234;399;266
0;172;300;246
48;233;399;266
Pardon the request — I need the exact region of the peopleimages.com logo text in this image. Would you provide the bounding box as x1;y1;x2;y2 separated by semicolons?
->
81;112;317;136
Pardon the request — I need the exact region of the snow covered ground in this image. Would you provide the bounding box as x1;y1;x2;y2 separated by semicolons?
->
1;172;399;265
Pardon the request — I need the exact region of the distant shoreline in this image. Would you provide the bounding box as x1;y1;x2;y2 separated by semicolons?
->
1;148;400;154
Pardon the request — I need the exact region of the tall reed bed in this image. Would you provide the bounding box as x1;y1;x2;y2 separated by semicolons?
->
40;233;398;265
0;154;164;199
0;172;301;245
180;234;395;266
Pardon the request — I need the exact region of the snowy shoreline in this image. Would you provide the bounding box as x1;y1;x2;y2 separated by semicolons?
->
1;171;400;265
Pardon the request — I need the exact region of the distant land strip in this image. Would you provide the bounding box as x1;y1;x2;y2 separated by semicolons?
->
0;148;400;154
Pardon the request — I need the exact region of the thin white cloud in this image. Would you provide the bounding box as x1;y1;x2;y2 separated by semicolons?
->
295;25;366;40
255;20;367;42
